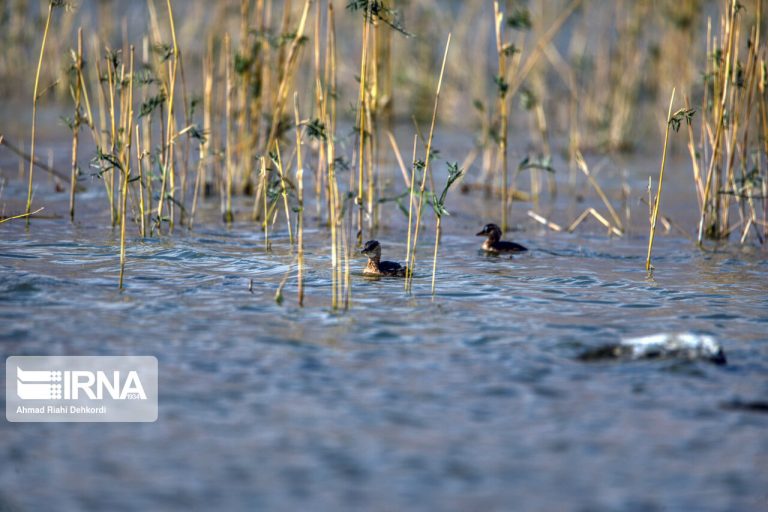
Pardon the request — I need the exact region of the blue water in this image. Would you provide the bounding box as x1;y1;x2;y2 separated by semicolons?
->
1;203;766;511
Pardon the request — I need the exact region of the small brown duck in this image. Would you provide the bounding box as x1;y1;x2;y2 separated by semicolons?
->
476;223;528;254
361;240;407;277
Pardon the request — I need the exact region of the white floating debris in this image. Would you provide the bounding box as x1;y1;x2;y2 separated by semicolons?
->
579;333;727;365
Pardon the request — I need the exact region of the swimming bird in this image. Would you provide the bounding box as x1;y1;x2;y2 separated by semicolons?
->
476;223;528;254
360;240;407;277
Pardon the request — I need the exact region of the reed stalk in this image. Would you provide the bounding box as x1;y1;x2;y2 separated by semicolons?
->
324;0;341;309
312;0;326;221
119;46;135;289
294;93;305;306
69;28;83;221
250;0;269;159
237;0;253;193
155;0;180;230
405;34;451;292
355;1;372;245
106;49;118;226
403;134;417;291
176;45;191;224
341;202;351;310
92;49;114;223
0;208;45;225
430;216;442;294
135;125;146;238
697;0;738;243
369;11;381;233
328;145;338;309
264;0;312;153
224;33;234;224
25;1;56;227
260;157;270;250
430;162;463;294
575;151;623;232
252;0;310;223
190;45;213;229
646;88;676;272
493;1;509;233
273;142;294;246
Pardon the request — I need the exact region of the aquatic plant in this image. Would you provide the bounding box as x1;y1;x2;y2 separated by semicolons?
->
690;0;766;244
25;0;65;226
155;0;181;232
493;1;511;234
405;34;451;293
294;94;306;306
3;0;765;300
646;89;680;272
430;162;464;294
67;28;84;221
119;47;136;289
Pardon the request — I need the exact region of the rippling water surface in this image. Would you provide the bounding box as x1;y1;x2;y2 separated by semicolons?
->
1;144;767;511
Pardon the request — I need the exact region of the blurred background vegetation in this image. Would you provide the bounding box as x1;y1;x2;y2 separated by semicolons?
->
1;0;761;151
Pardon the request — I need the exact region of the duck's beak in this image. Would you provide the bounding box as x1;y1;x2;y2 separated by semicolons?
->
475;230;486;236
360;248;367;255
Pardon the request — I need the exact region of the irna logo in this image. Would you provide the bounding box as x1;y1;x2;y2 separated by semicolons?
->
16;367;147;400
7;356;158;422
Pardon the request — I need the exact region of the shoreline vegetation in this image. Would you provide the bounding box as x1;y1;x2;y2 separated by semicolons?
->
0;0;765;303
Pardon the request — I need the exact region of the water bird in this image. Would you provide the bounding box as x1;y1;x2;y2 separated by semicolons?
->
360;240;407;277
476;223;528;254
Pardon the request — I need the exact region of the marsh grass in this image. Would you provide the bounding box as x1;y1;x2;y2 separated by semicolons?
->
224;33;234;224
647;89;684;271
67;28;83;221
3;0;766;299
294;93;306;306
25;1;62;226
119;46;135;289
355;0;372;246
493;2;510;234
430;162;463;294
405;34;451;293
692;0;766;244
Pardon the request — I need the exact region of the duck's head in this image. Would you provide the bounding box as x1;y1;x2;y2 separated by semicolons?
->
360;240;381;260
476;223;502;241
